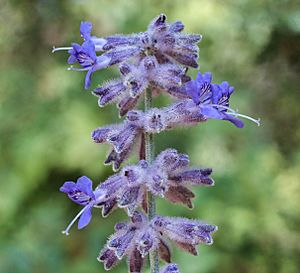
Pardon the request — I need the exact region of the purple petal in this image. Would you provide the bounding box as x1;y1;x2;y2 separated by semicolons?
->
200;105;223;119
185;80;200;105
84;67;94;89
60;181;76;194
81;40;97;61
80;21;92;40
67;54;77;64
77;176;94;199
78;206;92;229
223;113;244;128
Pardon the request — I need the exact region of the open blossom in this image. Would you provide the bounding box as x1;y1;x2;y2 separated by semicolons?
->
185;72;260;127
60;150;214;229
97;211;217;272
60;176;104;235
53;14;201;90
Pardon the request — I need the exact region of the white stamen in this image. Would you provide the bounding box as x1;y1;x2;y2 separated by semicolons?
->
209;104;261;126
67;66;89;71
61;206;87;236
52;46;72;53
228;112;261;126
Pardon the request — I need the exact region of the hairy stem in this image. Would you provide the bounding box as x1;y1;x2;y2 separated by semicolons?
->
144;88;159;273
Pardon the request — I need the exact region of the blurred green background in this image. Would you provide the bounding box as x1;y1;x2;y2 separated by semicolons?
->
1;0;300;272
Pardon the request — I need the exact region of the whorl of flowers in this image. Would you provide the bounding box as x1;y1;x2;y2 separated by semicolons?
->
54;13;259;273
60;149;214;234
97;211;217;271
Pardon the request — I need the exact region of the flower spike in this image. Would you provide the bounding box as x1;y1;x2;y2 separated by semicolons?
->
55;13;258;273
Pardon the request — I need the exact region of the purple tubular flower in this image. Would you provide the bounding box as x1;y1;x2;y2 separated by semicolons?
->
170;168;215;186
102;34;140;51
152;216;218;246
93;79;126;107
67;40;112;89
60;176;103;234
91;123;140;155
108;227;137;259
60;176;95;205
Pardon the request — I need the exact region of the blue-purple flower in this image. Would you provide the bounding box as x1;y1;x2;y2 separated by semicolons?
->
66;41;112;89
60;176;104;234
185;72;260;128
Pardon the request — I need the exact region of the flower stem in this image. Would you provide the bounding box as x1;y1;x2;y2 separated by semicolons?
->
144;88;159;273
